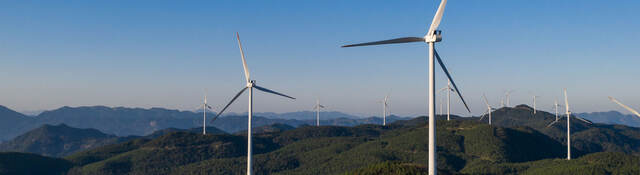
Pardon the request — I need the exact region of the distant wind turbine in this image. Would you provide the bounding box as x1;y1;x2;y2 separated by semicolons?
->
547;88;592;160
341;1;471;173
198;93;214;135
212;33;296;175
505;90;514;107
608;96;640;118
553;99;562;122
313;99;325;126
479;94;496;125
439;80;454;121
379;92;390;126
532;95;540;115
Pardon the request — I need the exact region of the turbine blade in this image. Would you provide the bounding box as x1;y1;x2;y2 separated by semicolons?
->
206;105;213;110
319;105;325;108
482;94;490;107
564;88;569;113
427;0;448;37
546;120;559;128
341;37;424;48
435;49;471;112
254;85;296;100
574;116;593;124
211;87;248;122
608;96;640;118
236;32;250;83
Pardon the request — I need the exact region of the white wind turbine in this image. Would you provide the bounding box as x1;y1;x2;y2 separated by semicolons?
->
212;33;296;175
341;1;471;173
198;93;214;135
439;80;454;121
553;99;562;122
546;88;592;160
380;92;390;126
608;96;640;118
313;99;325;126
505;90;514;107
479;94;496;125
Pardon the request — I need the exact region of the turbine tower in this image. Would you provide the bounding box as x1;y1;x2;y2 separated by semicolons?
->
341;1;471;174
313;99;325;126
479;94;495;125
198;93;214;135
608;96;640;118
439;80;454;121
212;33;295;175
532;95;540;115
547;88;592;160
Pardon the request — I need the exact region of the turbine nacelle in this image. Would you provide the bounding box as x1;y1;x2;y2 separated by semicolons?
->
246;80;255;88
425;30;443;43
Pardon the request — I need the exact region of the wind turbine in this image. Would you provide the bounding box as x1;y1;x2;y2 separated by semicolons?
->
608;96;640;118
546;88;592;160
553;99;562;122
479;94;495;125
532;95;540;115
380;93;390;126
341;1;471;173
439;80;454;121
198;93;214;135
313;99;325;126
212;33;296;175
505;90;513;107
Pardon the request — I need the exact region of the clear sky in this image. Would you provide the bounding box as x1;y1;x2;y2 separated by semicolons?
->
1;0;639;117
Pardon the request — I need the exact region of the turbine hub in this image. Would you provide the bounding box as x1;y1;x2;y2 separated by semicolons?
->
425;30;443;43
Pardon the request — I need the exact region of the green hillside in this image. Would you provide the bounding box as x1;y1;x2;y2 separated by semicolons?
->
63;118;577;174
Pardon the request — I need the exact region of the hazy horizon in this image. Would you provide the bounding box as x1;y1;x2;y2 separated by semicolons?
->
2;0;639;117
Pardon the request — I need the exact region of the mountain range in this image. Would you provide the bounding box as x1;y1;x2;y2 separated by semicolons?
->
0;106;637;174
0;105;406;142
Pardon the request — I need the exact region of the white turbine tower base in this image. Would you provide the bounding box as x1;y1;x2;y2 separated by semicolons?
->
342;1;472;174
212;33;295;175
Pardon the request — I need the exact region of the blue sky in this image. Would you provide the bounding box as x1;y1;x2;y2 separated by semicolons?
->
1;0;639;117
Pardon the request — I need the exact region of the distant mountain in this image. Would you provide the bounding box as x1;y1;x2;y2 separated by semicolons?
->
577;111;640;127
0;105;411;142
253;111;362;120
0;105;36;141
0;124;126;157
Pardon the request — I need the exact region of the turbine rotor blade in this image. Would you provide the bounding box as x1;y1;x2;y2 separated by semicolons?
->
435;49;471;112
608;96;640;118
427;0;448;37
254;85;296;100
546;120;559;128
211;87;249;122
341;37;424;48
236;32;251;83
482;94;491;108
575;116;593;124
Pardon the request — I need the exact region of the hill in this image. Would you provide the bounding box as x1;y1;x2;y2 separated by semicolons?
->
64;118;571;174
0;105;36;141
0;152;73;174
477;104;640;156
577;111;640;127
0;124;125;157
